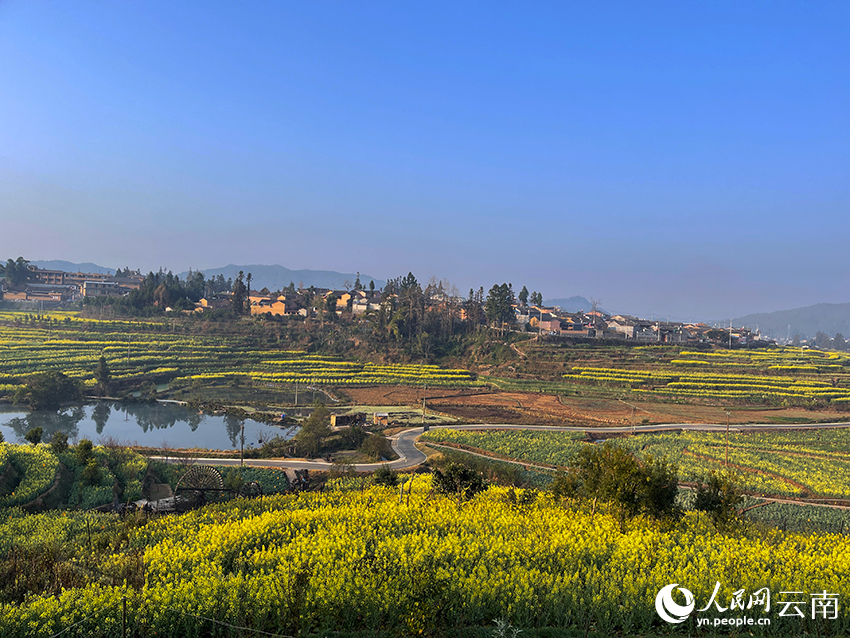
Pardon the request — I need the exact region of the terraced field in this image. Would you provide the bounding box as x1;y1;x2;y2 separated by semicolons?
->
562;346;850;406
0;314;478;395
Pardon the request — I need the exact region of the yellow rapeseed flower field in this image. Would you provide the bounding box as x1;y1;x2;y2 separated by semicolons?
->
2;478;849;636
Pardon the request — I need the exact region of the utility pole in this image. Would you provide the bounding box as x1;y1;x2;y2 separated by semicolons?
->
538;306;542;340
240;422;245;467
725;411;731;466
729;319;733;349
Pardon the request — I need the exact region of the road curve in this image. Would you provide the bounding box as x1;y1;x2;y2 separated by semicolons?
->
151;420;850;472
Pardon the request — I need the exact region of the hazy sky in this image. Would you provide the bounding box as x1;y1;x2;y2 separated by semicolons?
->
1;1;848;320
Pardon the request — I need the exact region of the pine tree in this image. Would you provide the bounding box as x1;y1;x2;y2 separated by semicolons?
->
231;271;248;315
519;285;529;306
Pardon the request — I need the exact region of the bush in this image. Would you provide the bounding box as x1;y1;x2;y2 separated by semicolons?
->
432;463;486;501
693;470;744;528
24;427;42;446
343;425;368;449
569;441;679;520
551;468;581;500
81;460;101;487
12;371;82;410
429;449;536;487
49;432;68;455
75;440;94;466
373;464;399;487
257;435;291;458
328;460;356;479
360;434;392;461
223;468;244;492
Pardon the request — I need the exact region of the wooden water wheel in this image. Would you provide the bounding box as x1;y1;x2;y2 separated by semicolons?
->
175;465;224;509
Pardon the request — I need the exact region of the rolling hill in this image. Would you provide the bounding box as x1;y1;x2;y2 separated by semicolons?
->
732;303;850;340
31;260;114;274
177;264;386;292
544;296;598;313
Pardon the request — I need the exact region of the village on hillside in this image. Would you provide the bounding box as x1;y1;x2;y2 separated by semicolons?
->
1;262;766;346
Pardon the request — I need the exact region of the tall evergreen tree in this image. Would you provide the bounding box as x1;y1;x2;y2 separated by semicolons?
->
518;285;529;307
231;271;248;315
4;257;31;286
245;272;253;314
485;283;516;333
94;356;111;396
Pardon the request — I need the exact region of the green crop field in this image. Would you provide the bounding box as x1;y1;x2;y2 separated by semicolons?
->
420;428;850;499
743;501;850;535
0;445;59;508
0;442;295;512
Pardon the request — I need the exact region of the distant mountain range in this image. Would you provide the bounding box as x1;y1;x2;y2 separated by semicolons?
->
177;264;386;293
731;303;850;341
31;260;114;274
30;260;386;292
543;296;599;313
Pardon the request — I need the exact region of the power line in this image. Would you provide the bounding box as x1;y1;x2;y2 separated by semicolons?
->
178;611;295;638
48;600;120;638
45;600;297;638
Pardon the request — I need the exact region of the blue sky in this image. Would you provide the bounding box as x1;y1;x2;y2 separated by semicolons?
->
1;1;847;320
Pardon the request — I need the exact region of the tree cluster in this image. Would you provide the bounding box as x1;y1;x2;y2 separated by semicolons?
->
373;464;399;487
692;470;744;529
484;283;516;331
370;273;468;357
84;268;233;316
814;331;848;351
13;371;83;410
231;271;250;315
365;272;535;358
2;257;32;286
294;404;332;457
432;462;487;502
552;442;679;521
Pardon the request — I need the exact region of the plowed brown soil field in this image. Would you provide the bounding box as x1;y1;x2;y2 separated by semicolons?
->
341;386;844;427
341;386;490;405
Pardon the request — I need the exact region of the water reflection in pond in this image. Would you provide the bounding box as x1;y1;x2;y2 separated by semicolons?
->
0;402;295;451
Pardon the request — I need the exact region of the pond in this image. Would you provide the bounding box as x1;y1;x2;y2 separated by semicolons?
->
0;402;296;451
